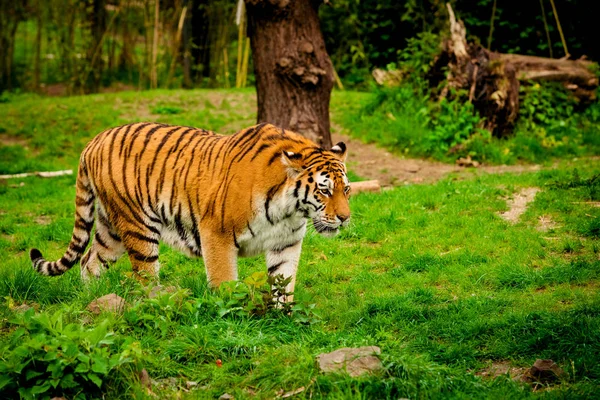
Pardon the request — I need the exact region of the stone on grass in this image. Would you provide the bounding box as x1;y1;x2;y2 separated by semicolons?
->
523;359;567;383
317;346;383;377
219;393;234;400
87;293;126;314
13;303;34;313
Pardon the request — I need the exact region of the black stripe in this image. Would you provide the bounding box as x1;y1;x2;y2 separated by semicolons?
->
155;128;195;203
127;231;159;244
292;223;305;233
75;218;94;232
302;199;319;211
272;241;299;253
264;178;288;225
148;126;186;201
268;261;285;275
250;143;272;162
263;134;303;143
108;230;121;242
97;253;108;266
247;222;255;237
233;231;240;249
72;234;86;245
118;123;141;158
268;151;283;166
60;256;76;268
95;232;109;248
69;241;87;254
294;180;301;197
75;195;94;207
131;252;159;263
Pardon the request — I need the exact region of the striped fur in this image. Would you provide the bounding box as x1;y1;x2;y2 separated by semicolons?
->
30;123;350;299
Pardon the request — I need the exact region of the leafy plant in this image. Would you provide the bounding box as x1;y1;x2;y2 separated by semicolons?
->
425;94;485;155
210;272;321;325
123;286;195;337
0;309;142;399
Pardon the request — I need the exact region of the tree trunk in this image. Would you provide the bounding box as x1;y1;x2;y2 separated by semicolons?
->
87;0;107;92
34;0;43;91
189;0;211;82
245;0;334;148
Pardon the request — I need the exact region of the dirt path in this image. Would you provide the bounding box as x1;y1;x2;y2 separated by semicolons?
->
331;131;543;186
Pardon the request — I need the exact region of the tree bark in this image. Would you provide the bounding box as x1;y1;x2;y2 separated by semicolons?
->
245;0;334;148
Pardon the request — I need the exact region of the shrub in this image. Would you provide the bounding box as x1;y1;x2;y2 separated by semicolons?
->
0;309;142;399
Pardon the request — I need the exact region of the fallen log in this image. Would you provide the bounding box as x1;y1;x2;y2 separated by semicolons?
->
350;180;381;194
498;53;598;103
375;4;598;137
0;169;73;180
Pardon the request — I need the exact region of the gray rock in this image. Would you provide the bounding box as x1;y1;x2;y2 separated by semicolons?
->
317;346;383;377
527;359;567;383
13;304;33;313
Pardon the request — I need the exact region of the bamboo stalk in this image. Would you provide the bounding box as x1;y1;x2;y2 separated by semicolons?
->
487;0;497;50
166;6;187;88
151;0;160;88
33;0;42;91
235;5;245;88
223;47;230;88
241;37;250;87
549;0;569;58
80;6;121;93
332;65;344;90
539;0;553;58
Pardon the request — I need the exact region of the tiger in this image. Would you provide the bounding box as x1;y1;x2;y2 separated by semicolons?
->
30;122;350;301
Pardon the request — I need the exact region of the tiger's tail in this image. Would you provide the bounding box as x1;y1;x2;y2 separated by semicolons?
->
30;162;96;276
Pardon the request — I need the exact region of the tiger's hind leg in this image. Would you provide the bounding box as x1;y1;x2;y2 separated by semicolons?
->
122;228;161;281
80;210;126;281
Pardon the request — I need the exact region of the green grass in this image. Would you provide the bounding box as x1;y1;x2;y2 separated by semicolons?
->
334;86;600;165
1;89;600;398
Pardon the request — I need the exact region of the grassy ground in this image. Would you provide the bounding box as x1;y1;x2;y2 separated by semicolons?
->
1;89;600;399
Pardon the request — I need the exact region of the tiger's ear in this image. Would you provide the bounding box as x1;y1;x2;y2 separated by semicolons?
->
330;142;347;162
281;151;304;176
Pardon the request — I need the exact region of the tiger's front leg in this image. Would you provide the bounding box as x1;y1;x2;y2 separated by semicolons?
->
266;239;304;303
200;228;239;287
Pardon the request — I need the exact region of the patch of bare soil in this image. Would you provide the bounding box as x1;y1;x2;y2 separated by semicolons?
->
0;134;29;147
498;187;540;223
537;215;559;232
476;361;528;380
35;215;52;225
331;131;544;187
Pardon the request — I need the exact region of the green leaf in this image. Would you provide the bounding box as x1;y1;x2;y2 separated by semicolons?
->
29;382;51;394
74;362;89;373
25;369;44;381
60;373;78;389
87;372;103;388
91;357;108;375
0;374;13;390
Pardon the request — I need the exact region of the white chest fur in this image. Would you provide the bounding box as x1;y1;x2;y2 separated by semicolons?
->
237;192;307;258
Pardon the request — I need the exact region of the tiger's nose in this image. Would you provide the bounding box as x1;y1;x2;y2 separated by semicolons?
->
337;214;350;223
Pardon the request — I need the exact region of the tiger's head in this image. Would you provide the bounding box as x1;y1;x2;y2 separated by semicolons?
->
282;142;351;237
